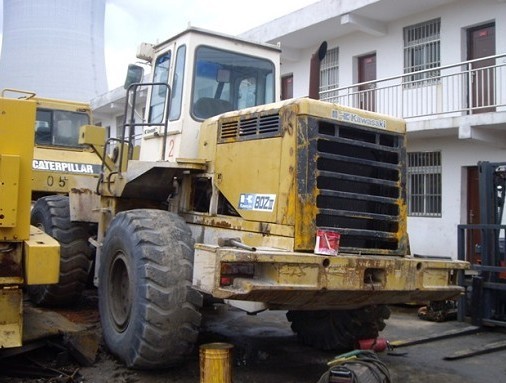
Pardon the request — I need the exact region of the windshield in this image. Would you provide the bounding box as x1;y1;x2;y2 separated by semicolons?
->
192;46;275;120
35;109;90;147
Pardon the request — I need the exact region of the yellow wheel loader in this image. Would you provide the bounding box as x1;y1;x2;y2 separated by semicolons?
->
70;27;468;368
2;89;98;307
0;96;60;348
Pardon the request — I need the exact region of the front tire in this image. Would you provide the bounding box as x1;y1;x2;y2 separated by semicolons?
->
28;195;93;306
287;305;390;351
98;209;203;369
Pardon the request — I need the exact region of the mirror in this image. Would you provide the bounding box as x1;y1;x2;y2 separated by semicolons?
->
217;68;231;83
123;64;144;89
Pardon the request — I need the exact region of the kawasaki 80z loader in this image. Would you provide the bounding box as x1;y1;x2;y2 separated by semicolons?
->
71;27;468;368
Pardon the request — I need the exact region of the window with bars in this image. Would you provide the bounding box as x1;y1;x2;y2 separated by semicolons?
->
319;46;339;102
403;18;441;86
407;151;442;217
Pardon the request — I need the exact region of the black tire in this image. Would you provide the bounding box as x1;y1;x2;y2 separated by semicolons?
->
287;305;390;351
98;209;203;369
28;195;93;306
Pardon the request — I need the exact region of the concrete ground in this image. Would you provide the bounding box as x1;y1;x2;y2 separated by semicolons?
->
1;293;506;382
80;299;506;382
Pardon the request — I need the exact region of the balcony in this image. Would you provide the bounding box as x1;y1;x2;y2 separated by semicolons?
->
322;54;506;143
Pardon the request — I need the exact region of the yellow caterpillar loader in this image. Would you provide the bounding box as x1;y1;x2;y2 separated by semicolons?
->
0;96;60;348
2;89;98;307
70;27;468;368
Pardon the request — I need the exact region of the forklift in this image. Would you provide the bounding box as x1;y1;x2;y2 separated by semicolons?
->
458;161;506;326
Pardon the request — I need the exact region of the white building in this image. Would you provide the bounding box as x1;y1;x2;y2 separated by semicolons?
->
240;0;506;260
92;0;506;260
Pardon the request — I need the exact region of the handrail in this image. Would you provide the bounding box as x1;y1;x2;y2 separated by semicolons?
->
321;53;506;120
98;82;171;193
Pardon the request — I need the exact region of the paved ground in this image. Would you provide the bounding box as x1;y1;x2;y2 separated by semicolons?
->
1;292;506;382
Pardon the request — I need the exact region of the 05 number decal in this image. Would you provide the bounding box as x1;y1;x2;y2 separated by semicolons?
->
46;175;67;188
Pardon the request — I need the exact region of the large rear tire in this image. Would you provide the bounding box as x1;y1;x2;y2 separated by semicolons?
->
98;209;203;369
28;195;93;306
287;305;390;351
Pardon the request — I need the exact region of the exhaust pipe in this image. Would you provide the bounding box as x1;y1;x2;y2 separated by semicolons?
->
309;41;328;100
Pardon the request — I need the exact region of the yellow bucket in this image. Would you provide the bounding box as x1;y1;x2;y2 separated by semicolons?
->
199;342;233;383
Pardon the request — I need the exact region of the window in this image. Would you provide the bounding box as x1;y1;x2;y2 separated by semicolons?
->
169;45;186;121
281;74;293;100
115;115;124;139
148;51;171;124
407;151;442;217
403;19;441;85
192;46;275;120
35;109;90;147
319;46;339;102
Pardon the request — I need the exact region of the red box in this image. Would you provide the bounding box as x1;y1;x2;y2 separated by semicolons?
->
314;229;341;255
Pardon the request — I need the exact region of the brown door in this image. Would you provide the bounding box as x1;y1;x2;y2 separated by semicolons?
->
467;23;495;113
467;166;481;263
358;54;376;112
281;74;293;100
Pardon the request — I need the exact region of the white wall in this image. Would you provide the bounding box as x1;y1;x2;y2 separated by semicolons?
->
279;0;506;259
281;46;314;98
407;137;505;258
282;0;506;96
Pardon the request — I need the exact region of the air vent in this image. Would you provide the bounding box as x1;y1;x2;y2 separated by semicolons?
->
219;113;281;143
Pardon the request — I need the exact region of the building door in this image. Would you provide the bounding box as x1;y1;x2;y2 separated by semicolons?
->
358;53;376;112
467;166;481;263
467;23;495;113
281;74;293;100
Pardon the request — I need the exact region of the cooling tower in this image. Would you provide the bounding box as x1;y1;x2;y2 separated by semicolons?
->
0;0;108;101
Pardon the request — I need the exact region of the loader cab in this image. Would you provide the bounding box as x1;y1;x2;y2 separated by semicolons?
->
137;27;281;162
1;89;92;149
35;106;91;148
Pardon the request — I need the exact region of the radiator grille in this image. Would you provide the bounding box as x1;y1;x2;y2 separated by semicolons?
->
310;119;405;254
219;113;280;142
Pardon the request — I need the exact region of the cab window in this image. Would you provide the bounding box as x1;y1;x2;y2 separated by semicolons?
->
148;51;171;124
35;109;90;147
169;45;186;121
192;46;275;120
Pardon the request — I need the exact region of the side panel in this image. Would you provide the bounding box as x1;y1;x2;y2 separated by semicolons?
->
0;155;20;227
215;137;284;223
24;226;60;284
212;107;298;226
32;148;101;195
0;98;36;241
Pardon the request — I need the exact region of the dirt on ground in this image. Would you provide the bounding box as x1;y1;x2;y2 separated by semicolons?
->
1;290;506;383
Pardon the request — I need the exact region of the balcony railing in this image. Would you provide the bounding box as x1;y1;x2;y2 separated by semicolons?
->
321;53;506;120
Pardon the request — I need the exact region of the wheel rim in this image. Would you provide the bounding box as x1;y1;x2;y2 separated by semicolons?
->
108;251;132;332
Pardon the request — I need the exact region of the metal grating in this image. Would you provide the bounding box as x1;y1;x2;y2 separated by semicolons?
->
407;151;441;217
320;46;339;102
219;113;281;142
403;18;441;85
309;118;405;254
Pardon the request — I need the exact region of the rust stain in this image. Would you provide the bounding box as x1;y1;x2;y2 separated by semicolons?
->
280;104;299;136
294;188;319;250
71;187;94;195
209;219;233;229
